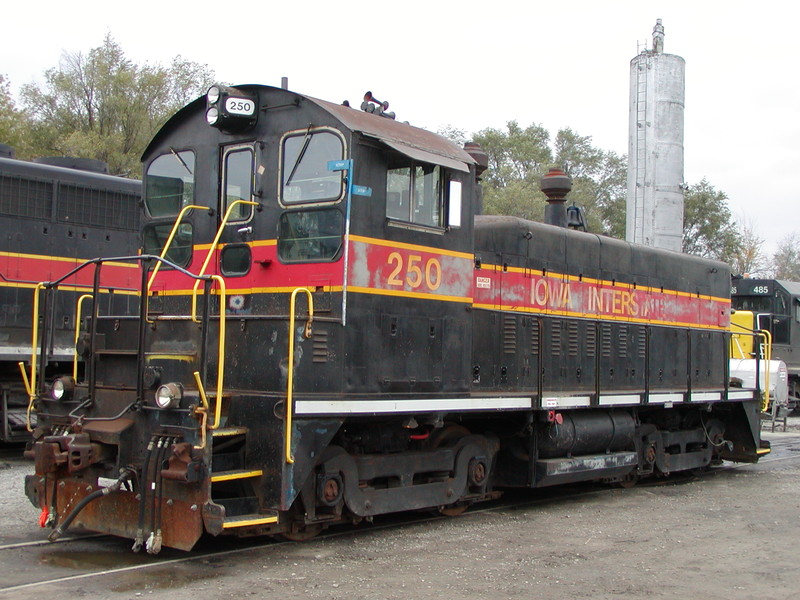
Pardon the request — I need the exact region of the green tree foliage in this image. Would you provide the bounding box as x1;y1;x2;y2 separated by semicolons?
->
682;178;742;263
466;121;745;263
19;34;215;176
0;74;27;152
772;233;800;280
472;121;627;235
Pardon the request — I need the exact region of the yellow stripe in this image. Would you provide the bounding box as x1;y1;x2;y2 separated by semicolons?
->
194;239;277;252
481;262;730;303
472;302;728;331
348;285;472;304
756;447;771;456
0;250;139;269
222;515;279;529
149;285;344;297
144;354;196;362
0;281;139;295
349;234;474;260
211;469;263;482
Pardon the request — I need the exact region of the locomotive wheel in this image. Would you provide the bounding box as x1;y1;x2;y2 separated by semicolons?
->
429;424;472;516
438;503;469;517
618;474;639;488
276;523;323;542
428;424;471;449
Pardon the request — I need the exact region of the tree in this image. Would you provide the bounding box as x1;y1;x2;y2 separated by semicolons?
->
19;34;215;175
471;121;627;234
729;214;770;277
0;74;27;152
681;178;741;263
772;233;800;280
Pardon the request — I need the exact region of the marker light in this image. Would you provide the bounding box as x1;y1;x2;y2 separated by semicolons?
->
154;383;183;409
204;84;258;131
51;376;75;401
206;85;221;105
206;106;219;125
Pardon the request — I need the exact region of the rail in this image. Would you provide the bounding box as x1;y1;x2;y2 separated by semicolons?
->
730;318;773;412
73;294;93;380
22;254;221;432
285;287;314;464
190;200;259;324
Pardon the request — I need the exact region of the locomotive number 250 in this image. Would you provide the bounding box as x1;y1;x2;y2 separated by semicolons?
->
387;252;442;291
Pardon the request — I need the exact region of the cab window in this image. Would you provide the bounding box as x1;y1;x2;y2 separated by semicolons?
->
386;162;443;228
145;150;195;217
222;145;254;221
278;209;343;262
143;222;193;268
281;129;345;205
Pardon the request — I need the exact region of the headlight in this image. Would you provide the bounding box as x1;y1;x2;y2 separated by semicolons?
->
154;383;183;409
206;85;221;104
51;376;75;401
205;106;219;125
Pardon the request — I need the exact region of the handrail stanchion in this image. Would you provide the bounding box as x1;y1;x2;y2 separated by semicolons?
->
285;288;314;464
73;294;93;381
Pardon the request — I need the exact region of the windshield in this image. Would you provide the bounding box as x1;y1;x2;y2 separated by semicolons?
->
145;150;195;217
278;209;343;262
281;130;344;204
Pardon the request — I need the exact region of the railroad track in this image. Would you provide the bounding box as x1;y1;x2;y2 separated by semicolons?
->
3;433;798;595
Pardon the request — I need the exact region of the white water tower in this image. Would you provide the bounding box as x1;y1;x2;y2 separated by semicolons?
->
625;19;685;252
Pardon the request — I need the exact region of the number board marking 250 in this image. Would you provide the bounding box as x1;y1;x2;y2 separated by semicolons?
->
225;97;256;115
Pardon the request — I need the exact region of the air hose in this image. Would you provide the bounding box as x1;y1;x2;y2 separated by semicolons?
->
48;470;133;542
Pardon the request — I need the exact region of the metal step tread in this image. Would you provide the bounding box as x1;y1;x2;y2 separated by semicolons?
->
222;513;279;529
212;426;248;437
211;469;263;482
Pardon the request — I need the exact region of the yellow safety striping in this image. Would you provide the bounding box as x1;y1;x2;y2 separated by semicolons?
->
211;469;264;483
221;515;279;529
211;427;248;437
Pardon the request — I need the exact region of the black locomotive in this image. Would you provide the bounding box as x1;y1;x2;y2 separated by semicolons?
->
731;277;800;403
0;147;141;441
23;86;765;552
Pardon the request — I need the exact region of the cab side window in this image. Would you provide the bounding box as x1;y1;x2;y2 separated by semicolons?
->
386;162;443;228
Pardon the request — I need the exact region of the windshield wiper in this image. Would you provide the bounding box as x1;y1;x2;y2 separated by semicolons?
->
285;126;314;186
169;147;193;175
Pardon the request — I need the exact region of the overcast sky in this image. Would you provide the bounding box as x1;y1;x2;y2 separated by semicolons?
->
3;0;798;254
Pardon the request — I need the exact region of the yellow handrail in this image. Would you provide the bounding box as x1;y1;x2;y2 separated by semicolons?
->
192;371;210;450
191;200;259;323
758;329;772;412
285;287;314;464
73;294;93;380
24;283;45;431
146;204;210;291
18;362;33;432
208;275;227;430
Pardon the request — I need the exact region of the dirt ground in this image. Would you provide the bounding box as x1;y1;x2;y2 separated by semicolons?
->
2;419;800;599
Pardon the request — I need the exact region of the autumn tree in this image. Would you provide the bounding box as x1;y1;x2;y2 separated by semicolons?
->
772;233;800;280
0;74;27;153
682;179;742;263
19;34;215;175
471;121;627;233
729;214;770;277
